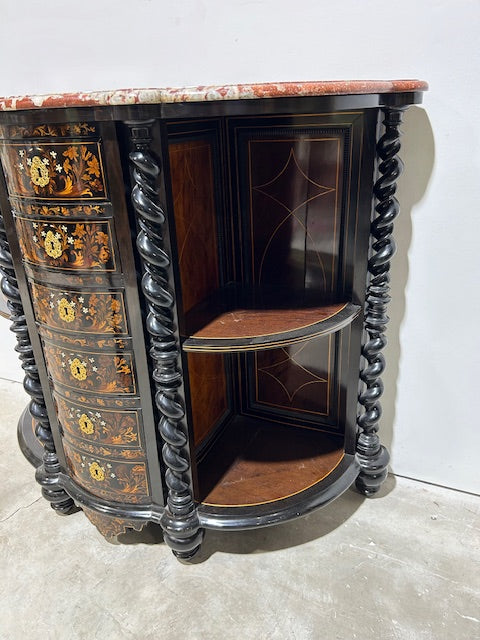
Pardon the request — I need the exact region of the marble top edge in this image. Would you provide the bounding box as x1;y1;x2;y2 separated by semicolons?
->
0;80;428;112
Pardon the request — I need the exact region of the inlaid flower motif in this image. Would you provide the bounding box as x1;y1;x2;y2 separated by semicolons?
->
29;155;50;187
78;413;95;435
58;297;76;323
70;357;87;381
88;461;105;481
44;230;63;258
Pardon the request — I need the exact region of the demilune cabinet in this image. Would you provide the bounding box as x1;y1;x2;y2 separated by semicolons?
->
0;81;427;559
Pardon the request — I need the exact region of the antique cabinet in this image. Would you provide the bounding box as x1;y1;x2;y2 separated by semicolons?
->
0;80;427;559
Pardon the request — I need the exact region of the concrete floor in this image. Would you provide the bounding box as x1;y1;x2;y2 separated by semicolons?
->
0;377;479;640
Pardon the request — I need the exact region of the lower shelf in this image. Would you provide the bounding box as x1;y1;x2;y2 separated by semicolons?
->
196;417;359;529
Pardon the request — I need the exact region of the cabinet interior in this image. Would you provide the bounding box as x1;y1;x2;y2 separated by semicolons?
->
166;112;368;507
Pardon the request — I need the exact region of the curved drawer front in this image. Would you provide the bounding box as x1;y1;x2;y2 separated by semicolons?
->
15;217;116;272
42;341;136;395
55;394;142;449
30;282;128;335
63;441;150;504
0;140;107;200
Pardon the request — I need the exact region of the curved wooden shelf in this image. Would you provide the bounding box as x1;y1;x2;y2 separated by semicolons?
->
183;300;360;352
195;417;359;530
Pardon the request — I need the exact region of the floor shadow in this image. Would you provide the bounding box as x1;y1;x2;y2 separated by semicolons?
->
377;106;435;460
191;476;398;563
116;475;396;561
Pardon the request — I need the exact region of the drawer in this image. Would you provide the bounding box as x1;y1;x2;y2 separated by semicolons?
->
30;282;128;335
0;140;107;200
15;217;117;272
55;394;143;449
42;340;137;395
63;442;150;504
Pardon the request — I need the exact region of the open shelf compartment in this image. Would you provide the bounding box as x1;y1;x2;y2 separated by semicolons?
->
195;416;359;530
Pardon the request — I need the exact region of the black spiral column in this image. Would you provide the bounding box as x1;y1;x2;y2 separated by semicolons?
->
126;120;203;559
356;106;407;496
0;203;74;513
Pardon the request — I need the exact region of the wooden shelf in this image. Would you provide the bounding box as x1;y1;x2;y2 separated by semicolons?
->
196;417;345;507
182;288;360;352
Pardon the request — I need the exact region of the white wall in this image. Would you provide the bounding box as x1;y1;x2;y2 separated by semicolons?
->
0;0;478;494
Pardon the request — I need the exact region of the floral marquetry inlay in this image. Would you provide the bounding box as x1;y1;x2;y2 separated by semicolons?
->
15;218;115;271
0;122;96;139
55;395;141;447
10;200;110;218
30;283;128;334
0;141;106;199
63;442;150;504
43;342;136;394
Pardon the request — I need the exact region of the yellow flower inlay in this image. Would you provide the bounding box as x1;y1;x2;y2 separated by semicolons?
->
44;230;63;258
70;357;87;381
30;155;50;187
78;413;94;435
58;298;75;323
89;462;105;481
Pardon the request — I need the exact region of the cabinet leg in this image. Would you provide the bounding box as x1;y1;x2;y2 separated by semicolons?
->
356;106;406;496
0;209;74;514
127;120;203;559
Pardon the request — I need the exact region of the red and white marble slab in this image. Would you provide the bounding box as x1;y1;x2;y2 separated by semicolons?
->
0;80;428;112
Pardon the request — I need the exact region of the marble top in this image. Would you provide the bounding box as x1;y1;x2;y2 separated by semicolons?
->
0;80;428;112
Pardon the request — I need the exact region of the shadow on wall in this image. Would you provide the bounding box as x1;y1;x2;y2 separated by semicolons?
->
380;105;435;463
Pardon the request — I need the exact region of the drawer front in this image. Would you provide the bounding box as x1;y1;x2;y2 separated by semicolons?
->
43;341;136;395
15;217;116;272
30;282;128;335
63;442;150;504
55;394;142;448
0;140;107;200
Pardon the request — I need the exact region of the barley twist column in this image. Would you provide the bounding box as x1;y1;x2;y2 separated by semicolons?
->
126;120;203;559
0;202;74;513
356;106;407;496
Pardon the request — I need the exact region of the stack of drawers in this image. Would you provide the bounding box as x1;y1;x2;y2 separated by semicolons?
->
0;121;151;508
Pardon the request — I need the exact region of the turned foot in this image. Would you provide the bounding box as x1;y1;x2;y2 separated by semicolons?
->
355;444;390;496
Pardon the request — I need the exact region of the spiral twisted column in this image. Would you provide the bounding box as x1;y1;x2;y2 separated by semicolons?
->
0;203;74;513
126;120;203;559
356;106;407;496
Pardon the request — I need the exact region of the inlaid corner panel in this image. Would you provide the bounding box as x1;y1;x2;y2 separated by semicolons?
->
30;282;128;335
230;118;356;431
63;441;150;504
42;341;137;395
235;129;348;294
168;125;231;446
244;333;341;430
0;140;107;200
